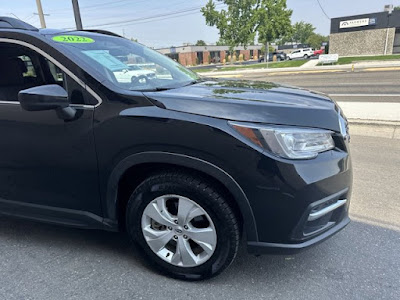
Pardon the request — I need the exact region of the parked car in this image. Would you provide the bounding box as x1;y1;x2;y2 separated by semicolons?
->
113;65;156;83
313;48;325;57
0;17;352;280
287;48;314;60
258;52;287;62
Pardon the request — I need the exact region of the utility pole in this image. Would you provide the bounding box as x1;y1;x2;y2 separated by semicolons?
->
72;0;83;30
35;0;46;28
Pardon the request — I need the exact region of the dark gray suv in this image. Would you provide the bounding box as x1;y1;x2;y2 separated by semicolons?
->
0;17;352;280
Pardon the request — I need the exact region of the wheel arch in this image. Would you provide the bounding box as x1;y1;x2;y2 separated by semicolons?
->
105;151;258;242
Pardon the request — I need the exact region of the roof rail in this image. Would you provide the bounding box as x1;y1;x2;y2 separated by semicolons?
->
80;29;124;38
0;16;38;31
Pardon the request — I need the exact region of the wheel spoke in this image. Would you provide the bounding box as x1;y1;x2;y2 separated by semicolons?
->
187;207;204;221
177;197;196;225
187;227;216;253
143;226;174;252
144;200;175;227
171;237;198;266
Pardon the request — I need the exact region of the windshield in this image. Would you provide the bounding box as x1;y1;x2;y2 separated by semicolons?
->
48;33;200;91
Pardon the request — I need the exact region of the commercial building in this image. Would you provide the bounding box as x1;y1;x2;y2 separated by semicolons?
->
330;9;400;56
157;45;263;66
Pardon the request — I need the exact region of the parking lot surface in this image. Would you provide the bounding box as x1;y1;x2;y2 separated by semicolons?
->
0;135;399;300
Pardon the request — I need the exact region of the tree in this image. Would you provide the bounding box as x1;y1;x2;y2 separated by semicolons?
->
306;33;328;49
201;0;258;61
195;40;207;46
260;43;276;55
202;0;292;63
292;21;315;44
276;21;317;47
256;0;292;62
215;39;226;46
394;6;400;10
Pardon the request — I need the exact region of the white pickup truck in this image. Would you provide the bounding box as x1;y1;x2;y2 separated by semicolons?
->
287;48;314;60
113;65;156;83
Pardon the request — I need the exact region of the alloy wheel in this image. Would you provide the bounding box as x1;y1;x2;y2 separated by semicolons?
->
141;194;217;268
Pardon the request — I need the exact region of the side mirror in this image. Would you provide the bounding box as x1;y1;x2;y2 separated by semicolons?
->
18;84;69;111
18;84;76;120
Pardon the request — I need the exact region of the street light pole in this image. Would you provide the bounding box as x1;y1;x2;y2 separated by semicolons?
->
72;0;83;30
35;0;46;28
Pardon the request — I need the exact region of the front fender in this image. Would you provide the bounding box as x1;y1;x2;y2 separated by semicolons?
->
105;151;259;242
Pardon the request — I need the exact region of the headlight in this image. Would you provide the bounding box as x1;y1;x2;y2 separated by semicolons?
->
229;122;335;159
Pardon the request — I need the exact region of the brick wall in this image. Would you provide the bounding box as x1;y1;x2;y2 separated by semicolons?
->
220;51;226;62
202;51;210;65
178;52;197;66
253;49;259;59
329;28;396;56
240;50;250;61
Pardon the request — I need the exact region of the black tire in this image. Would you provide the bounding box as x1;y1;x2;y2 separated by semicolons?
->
126;171;240;280
304;54;309;59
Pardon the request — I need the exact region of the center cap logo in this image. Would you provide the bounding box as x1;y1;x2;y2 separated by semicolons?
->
175;228;183;234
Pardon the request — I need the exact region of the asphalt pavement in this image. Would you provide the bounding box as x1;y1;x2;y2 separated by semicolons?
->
0;135;399;300
241;69;400;104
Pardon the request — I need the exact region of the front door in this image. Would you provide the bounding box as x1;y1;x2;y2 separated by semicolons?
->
0;40;101;217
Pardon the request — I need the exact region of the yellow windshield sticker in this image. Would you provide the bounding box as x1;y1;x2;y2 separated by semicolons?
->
52;35;95;43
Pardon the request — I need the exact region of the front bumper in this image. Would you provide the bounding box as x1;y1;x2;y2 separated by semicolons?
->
235;136;352;255
247;217;350;255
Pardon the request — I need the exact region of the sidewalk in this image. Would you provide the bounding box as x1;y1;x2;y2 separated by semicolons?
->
338;102;400;122
337;101;400;139
200;60;400;76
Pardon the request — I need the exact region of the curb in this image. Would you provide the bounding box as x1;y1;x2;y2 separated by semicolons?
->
199;63;400;77
348;119;400;139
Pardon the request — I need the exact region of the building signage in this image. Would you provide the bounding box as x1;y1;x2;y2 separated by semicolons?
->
319;54;339;64
339;18;370;29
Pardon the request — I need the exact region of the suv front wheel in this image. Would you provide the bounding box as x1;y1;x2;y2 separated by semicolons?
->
126;171;240;280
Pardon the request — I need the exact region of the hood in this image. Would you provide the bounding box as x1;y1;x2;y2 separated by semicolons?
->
143;79;341;132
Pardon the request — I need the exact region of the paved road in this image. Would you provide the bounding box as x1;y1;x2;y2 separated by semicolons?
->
0;135;399;300
236;70;400;103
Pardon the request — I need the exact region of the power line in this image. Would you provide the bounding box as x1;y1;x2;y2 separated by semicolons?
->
103;9;214;29
80;0;150;12
24;14;36;22
316;0;330;20
81;0;189;14
82;4;224;28
80;0;132;9
47;0;133;13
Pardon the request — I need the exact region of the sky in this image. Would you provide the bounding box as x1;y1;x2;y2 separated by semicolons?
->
1;0;400;48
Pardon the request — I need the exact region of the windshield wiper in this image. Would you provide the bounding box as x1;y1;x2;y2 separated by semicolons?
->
131;79;202;92
182;79;202;87
129;87;174;92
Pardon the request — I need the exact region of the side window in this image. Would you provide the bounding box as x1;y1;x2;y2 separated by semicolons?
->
0;43;96;105
46;60;96;105
0;49;45;101
20;55;37;78
47;60;64;85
